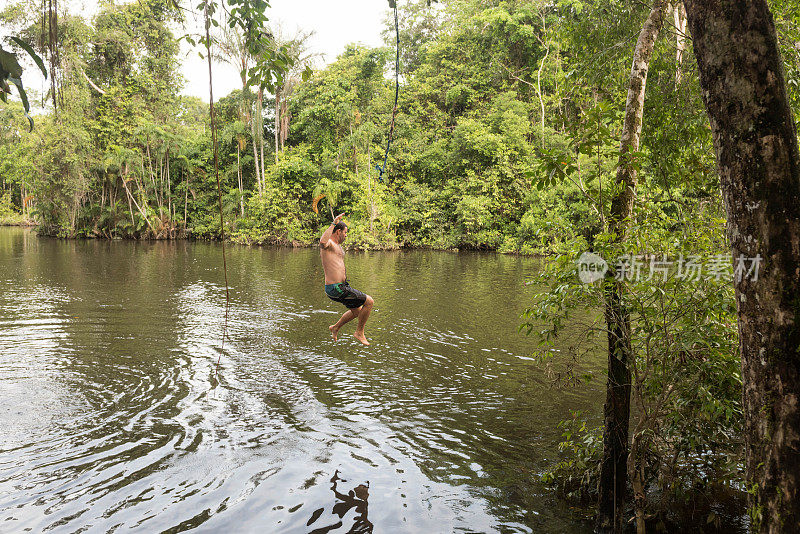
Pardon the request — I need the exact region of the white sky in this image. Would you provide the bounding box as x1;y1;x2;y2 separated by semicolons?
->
12;0;389;106
182;0;390;100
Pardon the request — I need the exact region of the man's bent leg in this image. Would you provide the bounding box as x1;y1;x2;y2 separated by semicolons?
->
330;308;359;341
353;296;373;346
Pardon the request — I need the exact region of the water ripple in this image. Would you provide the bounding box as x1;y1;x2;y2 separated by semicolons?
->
0;230;601;533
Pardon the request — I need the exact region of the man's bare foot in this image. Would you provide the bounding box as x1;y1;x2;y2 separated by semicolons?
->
329;325;339;341
354;331;370;346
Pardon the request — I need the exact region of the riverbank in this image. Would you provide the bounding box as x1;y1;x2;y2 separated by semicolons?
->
27;219;551;256
0;216;35;226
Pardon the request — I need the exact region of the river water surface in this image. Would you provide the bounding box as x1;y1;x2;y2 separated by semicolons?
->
0;227;603;533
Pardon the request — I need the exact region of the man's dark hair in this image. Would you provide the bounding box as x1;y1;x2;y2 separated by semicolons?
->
333;221;348;233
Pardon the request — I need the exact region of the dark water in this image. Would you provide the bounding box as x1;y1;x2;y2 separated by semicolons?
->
0;227;604;533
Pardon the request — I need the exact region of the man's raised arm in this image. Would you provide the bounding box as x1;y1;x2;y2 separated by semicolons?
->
320;213;345;248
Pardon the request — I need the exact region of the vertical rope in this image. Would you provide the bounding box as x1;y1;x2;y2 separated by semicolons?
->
376;2;400;183
203;2;230;374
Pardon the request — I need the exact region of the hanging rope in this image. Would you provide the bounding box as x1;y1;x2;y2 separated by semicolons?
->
376;0;400;183
203;1;230;378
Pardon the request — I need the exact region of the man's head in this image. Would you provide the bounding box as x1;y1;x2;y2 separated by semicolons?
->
332;221;348;243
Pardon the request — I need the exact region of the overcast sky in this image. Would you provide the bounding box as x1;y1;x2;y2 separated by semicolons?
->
181;0;390;100
16;0;390;106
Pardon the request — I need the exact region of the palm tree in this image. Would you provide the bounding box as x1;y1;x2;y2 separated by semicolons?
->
216;22;263;194
268;26;320;162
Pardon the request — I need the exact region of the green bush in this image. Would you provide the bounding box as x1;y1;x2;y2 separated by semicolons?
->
0;190;24;225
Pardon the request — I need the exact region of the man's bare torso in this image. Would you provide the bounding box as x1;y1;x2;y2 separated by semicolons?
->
321;242;346;284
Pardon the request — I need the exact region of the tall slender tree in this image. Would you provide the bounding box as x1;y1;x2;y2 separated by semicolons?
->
217;22;262;192
268;26;318;162
596;1;668;532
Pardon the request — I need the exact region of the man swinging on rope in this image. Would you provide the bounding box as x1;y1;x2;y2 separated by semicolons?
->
320;214;374;346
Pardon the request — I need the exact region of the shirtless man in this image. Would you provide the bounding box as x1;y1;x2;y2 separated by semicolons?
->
320;213;374;346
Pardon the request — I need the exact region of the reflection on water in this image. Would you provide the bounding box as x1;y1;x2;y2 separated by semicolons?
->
0;227;603;533
307;470;372;534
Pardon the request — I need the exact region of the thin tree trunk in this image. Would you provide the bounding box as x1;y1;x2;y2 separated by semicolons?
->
683;1;800;531
183;167;189;231
121;166;133;232
160;156;165;218
596;2;667;532
237;144;244;216
124;171;134;231
242;76;261;193
351;121;357;173
145;143;161;216
368;148;374;232
275;89;280;163
536;15;549;147
166;149;172;223
237;54;260;194
139;155;149;211
251;111;262;193
630;432;647;534
78;66;106;95
368;152;374;234
159;156;163;217
246;89;261;194
127;190;134;233
674;3;687;84
281;98;289;150
258;87;266;181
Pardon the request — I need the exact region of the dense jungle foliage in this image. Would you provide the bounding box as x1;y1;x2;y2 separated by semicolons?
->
1;0;799;529
3;0;793;252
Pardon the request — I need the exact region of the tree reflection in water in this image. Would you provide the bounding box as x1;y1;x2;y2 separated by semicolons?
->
307;470;373;534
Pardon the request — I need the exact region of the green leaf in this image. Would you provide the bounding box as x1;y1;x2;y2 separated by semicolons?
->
7;76;33;131
8;37;47;79
0;49;23;79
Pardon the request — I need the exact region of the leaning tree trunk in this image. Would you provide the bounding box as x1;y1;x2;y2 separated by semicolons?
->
596;2;667;532
683;1;800;532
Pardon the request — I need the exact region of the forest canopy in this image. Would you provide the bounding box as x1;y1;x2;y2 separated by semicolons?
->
2;0;794;249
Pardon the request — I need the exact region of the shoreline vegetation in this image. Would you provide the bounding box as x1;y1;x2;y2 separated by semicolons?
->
10;219;541;255
0;217;33;226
